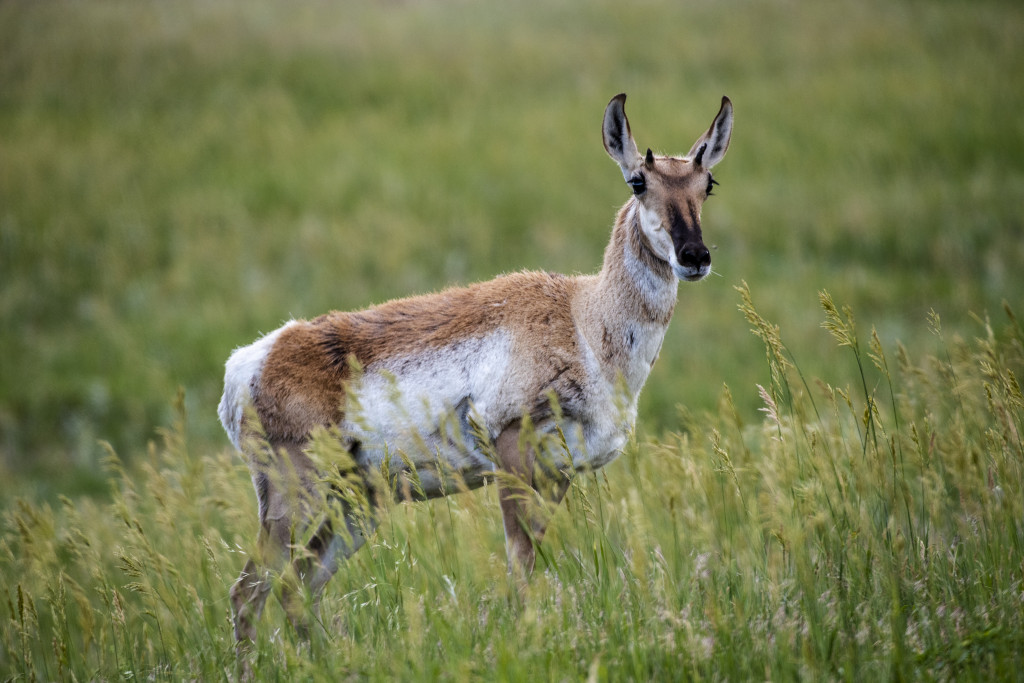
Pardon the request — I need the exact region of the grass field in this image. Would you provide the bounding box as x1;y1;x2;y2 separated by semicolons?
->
2;0;1023;679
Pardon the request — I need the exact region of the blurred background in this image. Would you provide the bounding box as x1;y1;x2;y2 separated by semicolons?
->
1;0;1022;500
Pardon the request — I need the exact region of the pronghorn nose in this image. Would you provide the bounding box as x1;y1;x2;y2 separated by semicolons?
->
679;243;711;269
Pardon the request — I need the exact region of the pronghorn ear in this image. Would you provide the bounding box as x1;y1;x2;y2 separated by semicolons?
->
603;93;644;181
687;96;733;169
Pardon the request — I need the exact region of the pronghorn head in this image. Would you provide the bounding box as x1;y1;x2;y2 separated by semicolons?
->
602;93;733;282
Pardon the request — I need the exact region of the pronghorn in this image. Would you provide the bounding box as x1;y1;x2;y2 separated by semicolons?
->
219;93;733;643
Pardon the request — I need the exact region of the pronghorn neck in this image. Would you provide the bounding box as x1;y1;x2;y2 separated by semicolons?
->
577;198;680;395
598;198;679;324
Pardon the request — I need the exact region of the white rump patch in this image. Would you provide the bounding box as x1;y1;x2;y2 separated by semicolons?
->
217;321;297;450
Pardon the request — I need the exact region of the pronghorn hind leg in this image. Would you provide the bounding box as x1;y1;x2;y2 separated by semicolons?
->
231;440;323;644
230;557;272;645
495;422;572;585
283;494;378;639
230;497;295;646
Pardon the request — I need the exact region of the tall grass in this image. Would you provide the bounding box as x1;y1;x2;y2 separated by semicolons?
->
3;291;1021;680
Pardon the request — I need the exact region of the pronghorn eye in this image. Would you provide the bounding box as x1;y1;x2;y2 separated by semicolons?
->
707;176;719;197
628;174;646;196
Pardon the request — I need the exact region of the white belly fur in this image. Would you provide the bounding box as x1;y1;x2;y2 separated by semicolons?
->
342;331;512;494
341;329;636;497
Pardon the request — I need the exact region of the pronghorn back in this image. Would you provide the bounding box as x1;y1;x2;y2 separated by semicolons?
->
219;92;733;648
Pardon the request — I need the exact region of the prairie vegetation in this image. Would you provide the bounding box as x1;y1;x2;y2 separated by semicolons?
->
4;293;1022;679
2;0;1022;679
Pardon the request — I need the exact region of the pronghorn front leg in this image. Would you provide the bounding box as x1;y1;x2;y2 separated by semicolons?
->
495;421;572;582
